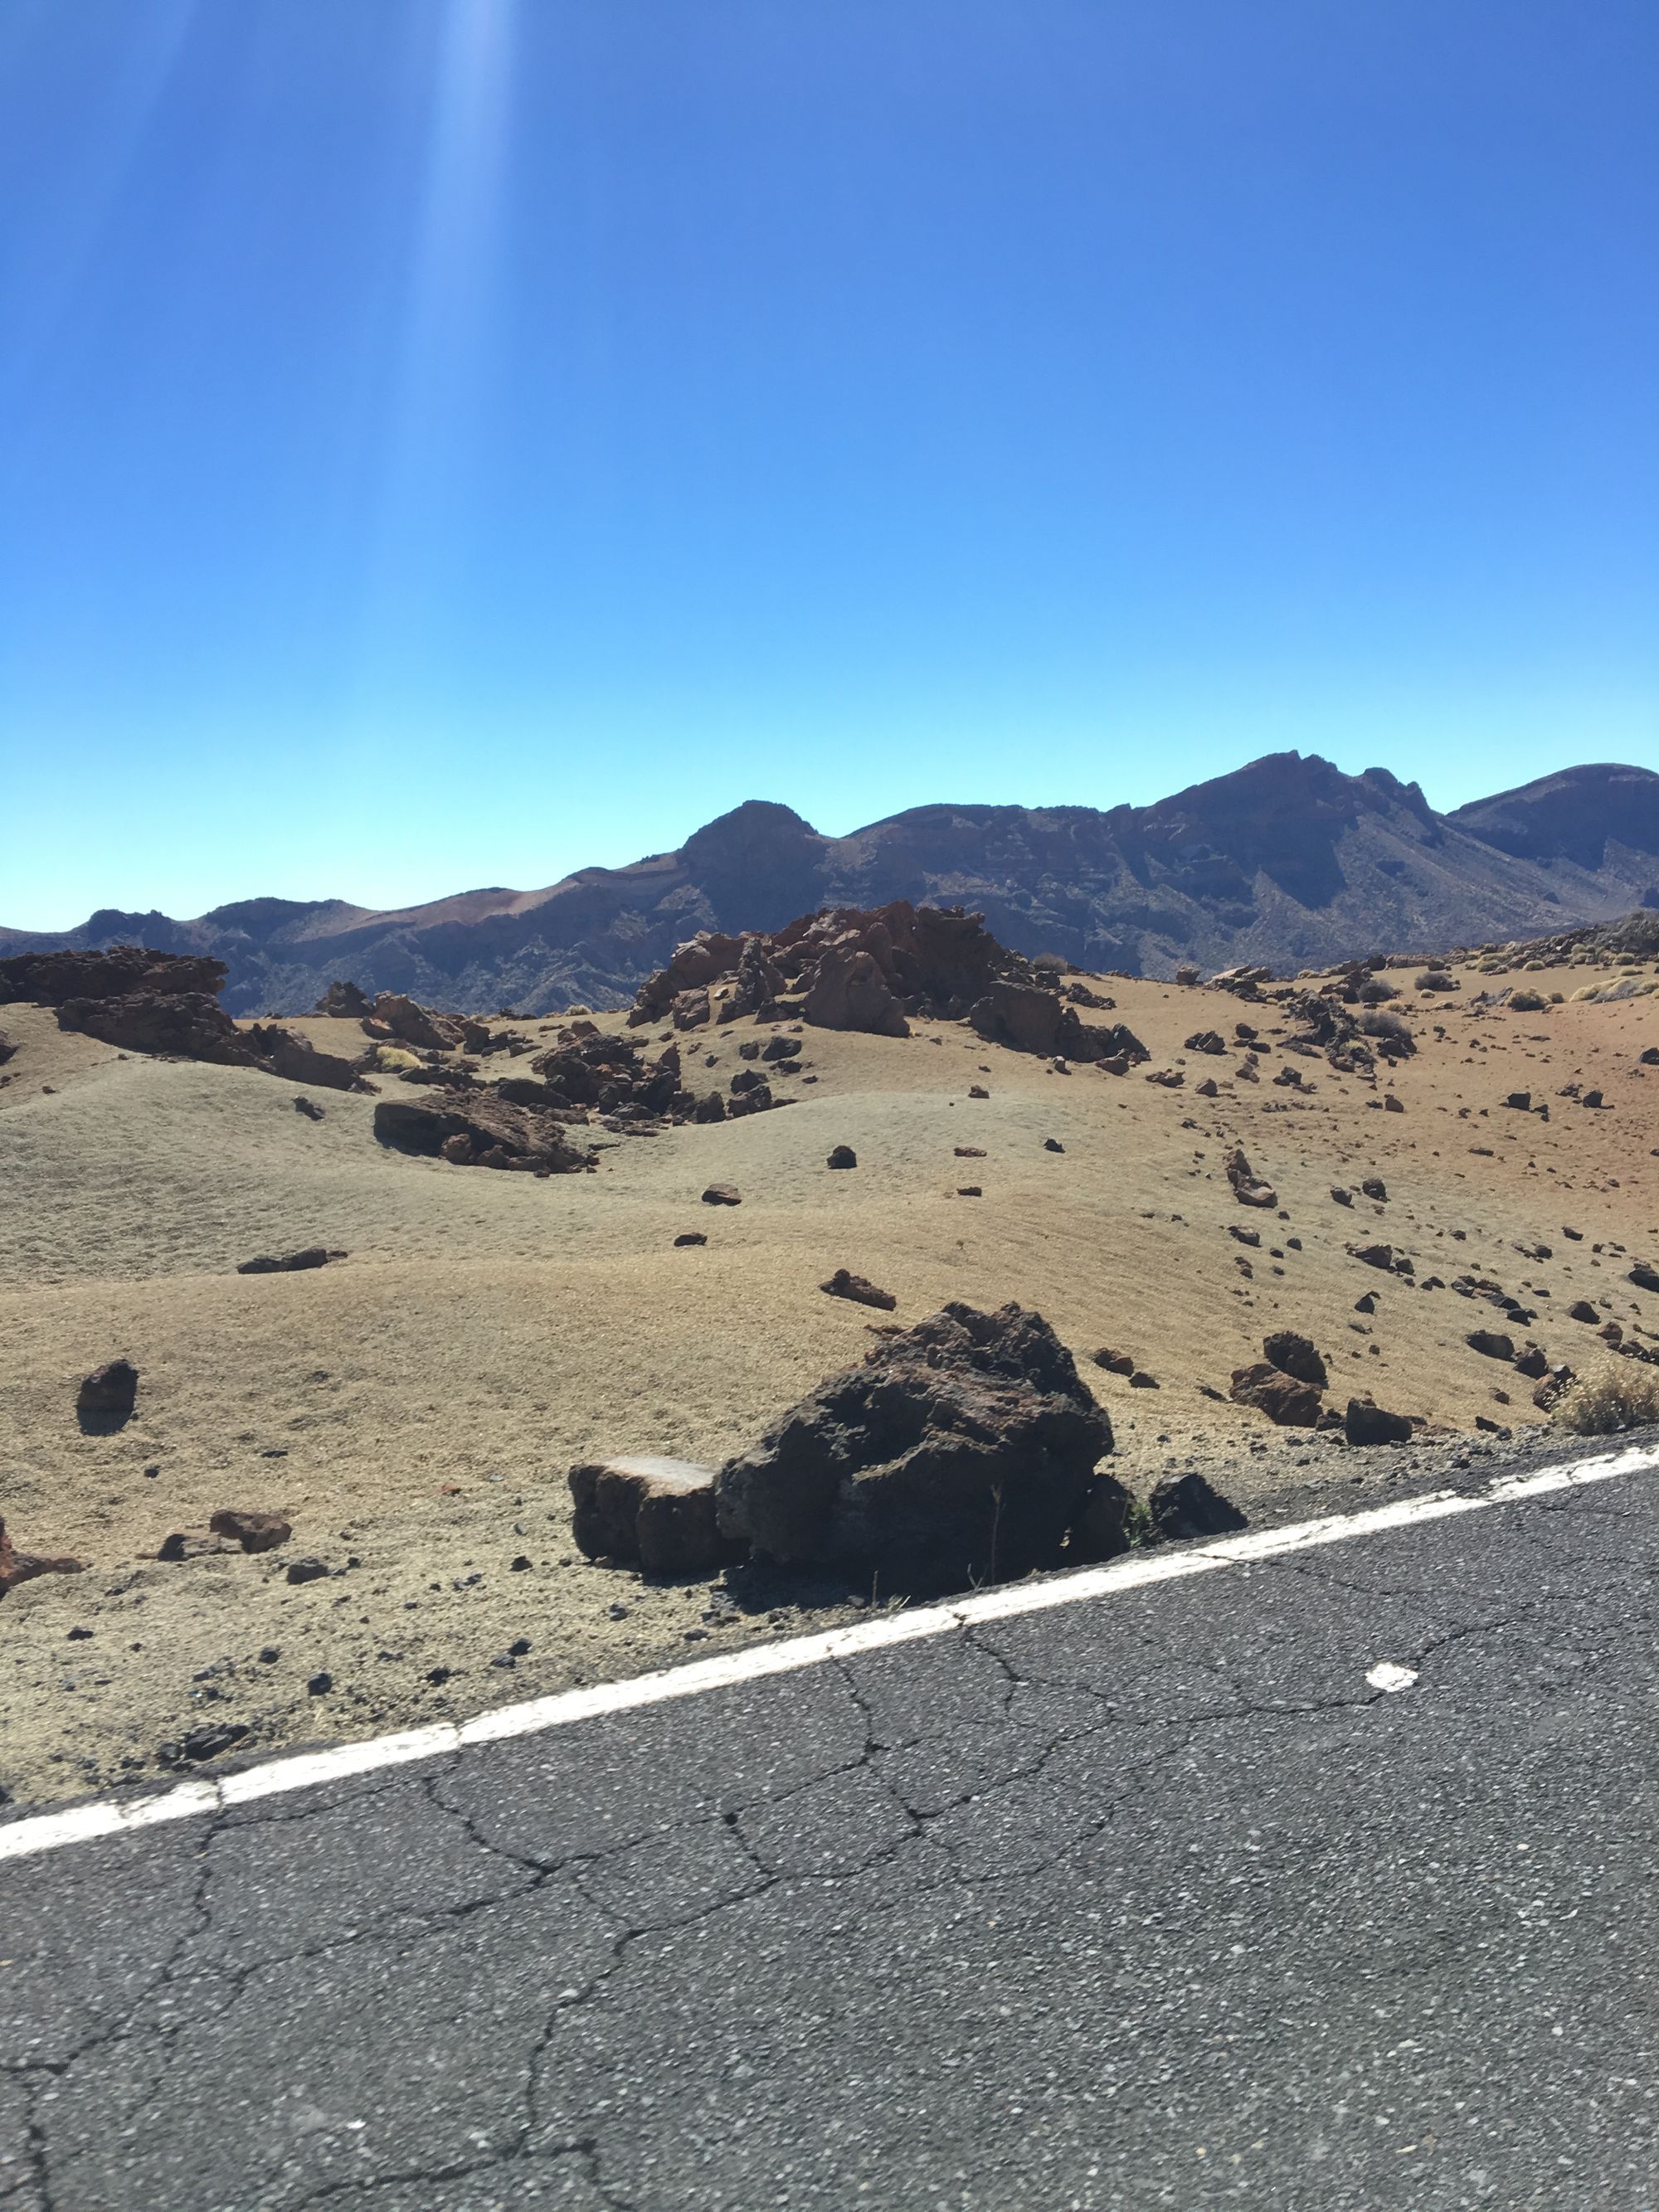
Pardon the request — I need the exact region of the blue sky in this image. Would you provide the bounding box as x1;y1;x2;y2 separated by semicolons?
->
2;0;1655;928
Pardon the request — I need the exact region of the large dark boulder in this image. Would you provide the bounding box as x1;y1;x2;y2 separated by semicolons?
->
56;990;257;1066
715;1301;1112;1588
0;945;227;1006
1148;1471;1248;1539
372;1093;596;1174
1262;1330;1329;1389
244;1023;365;1091
1228;1362;1321;1427
76;1359;139;1432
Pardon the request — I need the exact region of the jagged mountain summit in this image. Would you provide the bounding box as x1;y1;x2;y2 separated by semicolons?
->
7;752;1656;1014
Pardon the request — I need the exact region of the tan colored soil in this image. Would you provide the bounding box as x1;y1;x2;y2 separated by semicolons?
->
2;959;1656;1806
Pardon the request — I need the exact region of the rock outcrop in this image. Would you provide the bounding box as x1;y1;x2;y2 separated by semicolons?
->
0;945;227;1005
714;1301;1112;1587
372;1094;596;1174
630;900;1017;1041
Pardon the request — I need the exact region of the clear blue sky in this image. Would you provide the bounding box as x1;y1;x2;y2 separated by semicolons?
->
2;0;1655;928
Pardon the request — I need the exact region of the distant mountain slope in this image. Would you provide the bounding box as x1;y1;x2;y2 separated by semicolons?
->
6;753;1656;1014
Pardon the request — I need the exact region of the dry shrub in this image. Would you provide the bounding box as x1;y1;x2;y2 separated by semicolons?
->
1509;989;1546;1012
1553;1364;1659;1437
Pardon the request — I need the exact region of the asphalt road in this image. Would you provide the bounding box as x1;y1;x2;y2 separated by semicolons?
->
2;1450;1656;2212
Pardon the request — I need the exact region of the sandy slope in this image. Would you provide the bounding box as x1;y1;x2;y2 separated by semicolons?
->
2;960;1656;1806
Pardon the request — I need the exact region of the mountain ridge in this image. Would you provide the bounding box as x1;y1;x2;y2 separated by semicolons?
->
7;753;1656;1014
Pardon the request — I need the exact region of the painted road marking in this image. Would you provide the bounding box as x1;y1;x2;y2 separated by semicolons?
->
2;1441;1654;1864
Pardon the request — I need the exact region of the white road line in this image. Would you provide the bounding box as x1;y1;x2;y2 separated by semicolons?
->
3;1441;1654;1865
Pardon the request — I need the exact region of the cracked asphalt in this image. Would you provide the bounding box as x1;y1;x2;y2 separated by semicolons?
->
2;1457;1655;2212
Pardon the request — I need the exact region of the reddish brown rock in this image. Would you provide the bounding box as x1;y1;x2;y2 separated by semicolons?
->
569;1456;734;1578
57;990;256;1067
715;1301;1112;1587
373;1095;596;1174
207;1509;292;1553
0;1518;85;1597
1225;1147;1277;1208
1262;1330;1328;1388
0;946;227;1006
1229;1363;1322;1427
820;1268;898;1312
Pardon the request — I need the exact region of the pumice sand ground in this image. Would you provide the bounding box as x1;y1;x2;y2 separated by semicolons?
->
2;955;1655;1806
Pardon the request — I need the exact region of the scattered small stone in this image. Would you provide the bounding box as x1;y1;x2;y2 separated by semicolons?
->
674;1231;708;1247
307;1672;333;1695
285;1558;331;1586
827;1145;858;1169
1044;1138;1064;1153
956;1185;983;1198
701;1184;742;1206
510;1554;532;1572
159;1722;250;1767
954;1146;985;1158
1092;1349;1135;1375
967;1085;990;1099
293;1096;325;1121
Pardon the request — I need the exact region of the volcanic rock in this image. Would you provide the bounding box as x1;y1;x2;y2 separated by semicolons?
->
1262;1330;1329;1388
0;946;228;1006
1466;1330;1515;1360
715;1301;1112;1587
569;1456;733;1578
826;1145;858;1169
244;1023;365;1092
207;1510;292;1553
57;990;256;1067
1070;1471;1139;1561
1229;1363;1321;1427
1225;1147;1277;1208
1147;1471;1247;1539
0;1518;85;1597
1345;1397;1414;1446
313;979;372;1018
702;1184;742;1206
373;1095;596;1174
77;1359;138;1429
236;1247;338;1276
820;1269;898;1312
